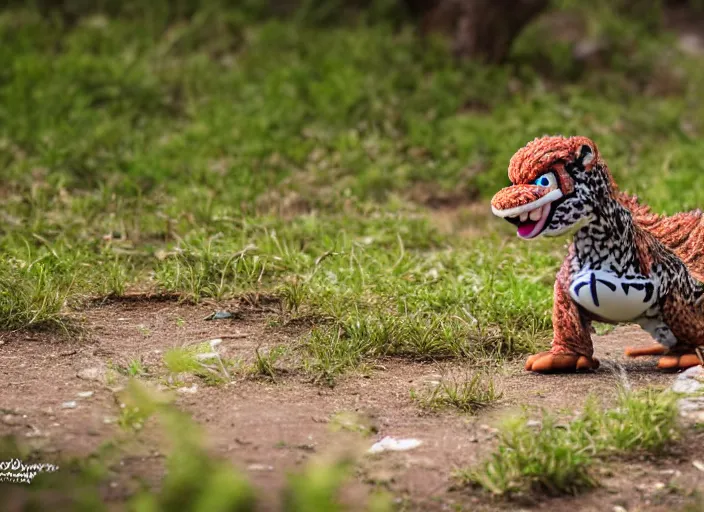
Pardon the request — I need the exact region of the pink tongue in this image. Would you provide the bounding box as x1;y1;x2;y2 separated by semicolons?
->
517;222;537;237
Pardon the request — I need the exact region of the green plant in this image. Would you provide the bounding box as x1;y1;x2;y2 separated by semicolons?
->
460;387;679;496
163;341;236;385
252;345;287;381
412;372;502;413
110;358;147;378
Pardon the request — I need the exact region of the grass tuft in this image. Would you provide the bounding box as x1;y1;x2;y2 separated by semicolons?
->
412;372;502;414
0;255;73;331
252;345;287;381
163;341;237;386
460;387;679;497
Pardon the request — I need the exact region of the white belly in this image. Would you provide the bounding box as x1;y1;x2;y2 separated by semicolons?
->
569;269;658;323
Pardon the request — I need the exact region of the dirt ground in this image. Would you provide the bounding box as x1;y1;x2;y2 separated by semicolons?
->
1;298;703;511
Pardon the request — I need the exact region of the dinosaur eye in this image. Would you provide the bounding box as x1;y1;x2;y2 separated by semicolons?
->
533;172;557;189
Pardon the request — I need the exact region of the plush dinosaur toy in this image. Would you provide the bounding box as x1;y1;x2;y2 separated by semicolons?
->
491;135;704;373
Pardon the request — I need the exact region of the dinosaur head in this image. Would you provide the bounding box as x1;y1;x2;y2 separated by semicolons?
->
491;135;612;239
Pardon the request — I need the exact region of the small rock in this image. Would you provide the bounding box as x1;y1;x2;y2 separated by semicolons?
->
672;366;704;394
693;460;704;472
206;311;234;321
682;364;704;379
677;397;704;413
526;420;542;428
679;34;704;56
658;469;678;476
1;414;22;426
25;428;44;438
77;391;94;399
368;437;422;454
77;367;105;382
103;416;117;424
479;424;499;437
61;401;77;409
613;506;628;512
672;379;702;394
177;385;198;394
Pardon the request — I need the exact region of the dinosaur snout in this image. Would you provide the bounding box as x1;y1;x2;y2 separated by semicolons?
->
491;184;563;239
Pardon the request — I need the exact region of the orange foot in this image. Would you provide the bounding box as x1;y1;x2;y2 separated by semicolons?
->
625;345;702;370
525;351;600;373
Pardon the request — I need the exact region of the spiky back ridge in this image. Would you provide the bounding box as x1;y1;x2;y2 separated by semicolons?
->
617;191;704;282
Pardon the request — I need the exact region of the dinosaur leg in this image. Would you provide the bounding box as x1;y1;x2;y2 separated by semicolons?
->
624;344;700;369
626;317;701;370
625;317;672;360
655;353;701;370
624;345;666;357
526;262;599;373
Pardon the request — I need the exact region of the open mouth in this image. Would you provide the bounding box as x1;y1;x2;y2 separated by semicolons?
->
505;203;553;239
491;189;563;240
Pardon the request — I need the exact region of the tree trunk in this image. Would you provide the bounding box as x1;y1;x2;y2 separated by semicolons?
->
406;0;550;63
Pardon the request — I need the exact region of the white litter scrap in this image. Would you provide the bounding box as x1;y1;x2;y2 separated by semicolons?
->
368;436;422;454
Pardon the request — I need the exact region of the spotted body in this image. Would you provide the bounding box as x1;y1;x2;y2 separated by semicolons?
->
491;135;704;372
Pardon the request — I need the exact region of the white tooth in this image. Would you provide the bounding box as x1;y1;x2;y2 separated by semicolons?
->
520;212;529;222
529;208;542;221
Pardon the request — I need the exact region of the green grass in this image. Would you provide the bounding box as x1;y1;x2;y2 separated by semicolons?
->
411;372;502;414
252;345;287;381
460;387;680;497
163;340;239;385
0;1;703;359
2;0;704;378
